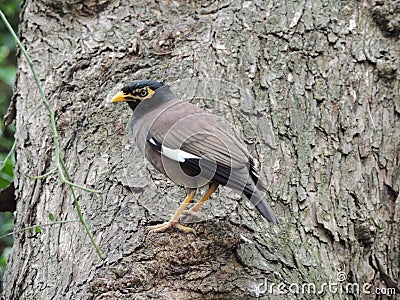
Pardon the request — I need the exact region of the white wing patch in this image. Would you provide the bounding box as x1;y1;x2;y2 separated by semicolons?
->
148;137;157;146
146;133;200;162
161;145;200;162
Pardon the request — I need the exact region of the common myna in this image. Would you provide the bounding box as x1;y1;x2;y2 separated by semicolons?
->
112;80;278;233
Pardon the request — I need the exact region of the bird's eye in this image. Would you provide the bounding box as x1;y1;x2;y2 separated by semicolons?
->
139;89;148;97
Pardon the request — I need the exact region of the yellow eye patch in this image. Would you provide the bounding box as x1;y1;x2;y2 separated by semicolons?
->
111;86;156;103
133;86;154;99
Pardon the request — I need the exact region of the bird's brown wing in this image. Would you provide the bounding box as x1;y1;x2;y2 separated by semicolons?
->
149;100;250;169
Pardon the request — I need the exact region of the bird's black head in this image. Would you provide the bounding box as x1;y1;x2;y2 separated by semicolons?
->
111;80;164;110
120;80;164;96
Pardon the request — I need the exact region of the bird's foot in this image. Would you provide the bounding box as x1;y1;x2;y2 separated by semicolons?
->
148;220;196;234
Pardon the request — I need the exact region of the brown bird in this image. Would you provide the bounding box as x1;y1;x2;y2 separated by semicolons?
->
111;80;278;233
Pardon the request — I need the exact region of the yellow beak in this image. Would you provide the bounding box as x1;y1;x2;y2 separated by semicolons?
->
111;91;127;103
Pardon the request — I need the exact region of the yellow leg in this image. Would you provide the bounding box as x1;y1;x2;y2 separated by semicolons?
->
190;183;218;212
148;190;196;234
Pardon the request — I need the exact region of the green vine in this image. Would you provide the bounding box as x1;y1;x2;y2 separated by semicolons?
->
0;9;104;260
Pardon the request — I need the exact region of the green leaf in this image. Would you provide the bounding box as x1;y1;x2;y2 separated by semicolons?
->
0;65;16;85
0;136;14;150
0;153;13;190
34;226;41;234
48;213;55;222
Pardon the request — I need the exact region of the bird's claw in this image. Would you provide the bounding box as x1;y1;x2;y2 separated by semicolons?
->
148;221;196;234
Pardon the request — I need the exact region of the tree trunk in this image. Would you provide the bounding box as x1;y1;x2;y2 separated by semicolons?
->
3;0;399;299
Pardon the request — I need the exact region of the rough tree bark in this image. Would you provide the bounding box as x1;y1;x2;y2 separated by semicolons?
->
2;0;399;299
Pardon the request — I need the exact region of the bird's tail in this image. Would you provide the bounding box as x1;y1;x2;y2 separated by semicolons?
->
244;187;278;224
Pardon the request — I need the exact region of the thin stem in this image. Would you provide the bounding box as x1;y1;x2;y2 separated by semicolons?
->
24;168;57;180
0;139;15;171
0;10;47;110
60;158;105;259
64;180;101;194
0;220;81;240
